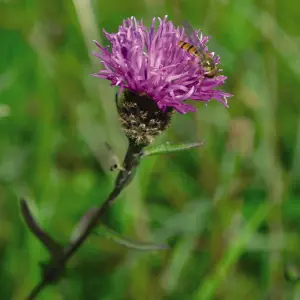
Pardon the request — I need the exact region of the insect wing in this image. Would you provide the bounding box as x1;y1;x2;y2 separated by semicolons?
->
183;20;203;48
105;142;125;171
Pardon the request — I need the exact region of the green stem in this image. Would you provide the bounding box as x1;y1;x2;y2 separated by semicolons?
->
25;142;143;300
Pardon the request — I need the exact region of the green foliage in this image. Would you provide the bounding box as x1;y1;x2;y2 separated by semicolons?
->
1;0;300;299
142;141;205;157
95;224;169;251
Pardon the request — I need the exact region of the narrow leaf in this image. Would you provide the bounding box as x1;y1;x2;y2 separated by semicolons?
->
142;141;205;157
95;225;169;251
20;198;63;256
70;206;98;244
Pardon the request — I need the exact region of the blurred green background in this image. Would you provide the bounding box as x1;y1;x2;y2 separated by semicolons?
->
1;0;300;299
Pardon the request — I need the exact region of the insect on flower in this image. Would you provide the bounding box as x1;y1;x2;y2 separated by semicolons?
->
93;16;231;116
179;21;219;78
93;16;232;145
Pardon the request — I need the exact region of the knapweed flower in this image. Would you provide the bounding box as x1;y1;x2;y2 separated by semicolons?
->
93;16;232;146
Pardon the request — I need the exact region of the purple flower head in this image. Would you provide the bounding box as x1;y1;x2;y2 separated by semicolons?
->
93;16;232;114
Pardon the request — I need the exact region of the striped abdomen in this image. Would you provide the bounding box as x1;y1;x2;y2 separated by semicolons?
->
178;41;198;56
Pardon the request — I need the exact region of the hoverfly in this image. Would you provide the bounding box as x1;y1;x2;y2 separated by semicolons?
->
178;21;219;78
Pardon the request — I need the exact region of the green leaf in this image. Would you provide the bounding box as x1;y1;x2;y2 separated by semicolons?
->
142;141;205;157
95;225;169;251
284;263;300;282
